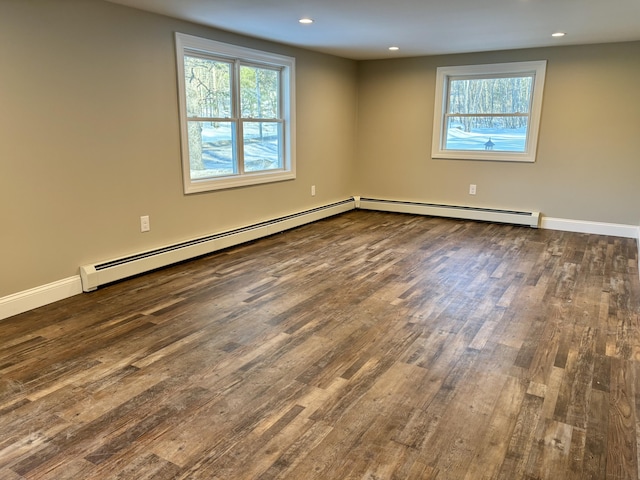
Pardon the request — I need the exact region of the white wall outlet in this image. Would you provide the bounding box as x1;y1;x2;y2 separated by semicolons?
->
469;184;477;195
140;215;150;232
311;185;316;196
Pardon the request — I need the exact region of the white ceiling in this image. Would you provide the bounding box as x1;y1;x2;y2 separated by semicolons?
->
107;0;640;60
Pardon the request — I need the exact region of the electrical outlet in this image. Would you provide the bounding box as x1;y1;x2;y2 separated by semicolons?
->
311;185;316;196
469;184;477;195
140;215;150;232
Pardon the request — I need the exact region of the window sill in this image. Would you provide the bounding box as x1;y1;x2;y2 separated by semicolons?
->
432;150;536;163
184;169;296;194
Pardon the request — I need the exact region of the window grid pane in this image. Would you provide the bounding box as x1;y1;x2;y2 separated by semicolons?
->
444;116;529;153
184;55;232;119
447;76;533;115
188;121;237;180
243;121;282;172
240;65;280;119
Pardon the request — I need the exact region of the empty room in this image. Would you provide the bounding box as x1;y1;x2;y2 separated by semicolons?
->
1;0;639;478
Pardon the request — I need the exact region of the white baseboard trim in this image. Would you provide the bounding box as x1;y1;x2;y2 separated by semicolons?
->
0;276;83;321
540;217;639;239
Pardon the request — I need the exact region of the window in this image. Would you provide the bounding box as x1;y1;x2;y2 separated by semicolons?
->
431;61;546;162
175;33;295;193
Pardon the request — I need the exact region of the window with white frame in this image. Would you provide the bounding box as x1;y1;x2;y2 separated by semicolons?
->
431;61;546;162
175;33;296;193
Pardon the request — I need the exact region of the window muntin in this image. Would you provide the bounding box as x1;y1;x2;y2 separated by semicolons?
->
240;65;279;119
432;61;546;162
176;33;295;193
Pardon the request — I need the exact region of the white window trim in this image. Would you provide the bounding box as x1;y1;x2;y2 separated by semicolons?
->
431;61;546;163
175;33;296;193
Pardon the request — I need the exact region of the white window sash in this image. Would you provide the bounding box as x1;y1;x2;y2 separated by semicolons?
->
176;33;296;193
432;61;546;163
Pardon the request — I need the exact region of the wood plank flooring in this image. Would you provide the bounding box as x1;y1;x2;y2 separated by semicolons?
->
1;210;639;479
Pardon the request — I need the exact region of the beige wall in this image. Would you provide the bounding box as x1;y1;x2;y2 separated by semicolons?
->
1;1;638;300
0;0;357;297
356;42;640;225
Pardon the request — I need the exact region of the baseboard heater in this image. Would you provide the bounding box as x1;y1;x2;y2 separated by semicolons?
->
79;199;355;292
356;197;540;228
80;197;538;292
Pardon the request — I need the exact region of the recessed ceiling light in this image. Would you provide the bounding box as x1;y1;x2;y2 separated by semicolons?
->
299;18;313;24
389;46;399;51
552;32;566;37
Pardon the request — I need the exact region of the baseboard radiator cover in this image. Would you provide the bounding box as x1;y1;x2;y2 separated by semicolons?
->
356;197;540;228
80;199;355;292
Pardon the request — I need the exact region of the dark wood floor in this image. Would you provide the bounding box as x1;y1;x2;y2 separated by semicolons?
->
1;211;639;479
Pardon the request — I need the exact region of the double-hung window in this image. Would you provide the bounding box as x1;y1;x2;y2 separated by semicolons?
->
175;33;295;193
431;61;546;162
